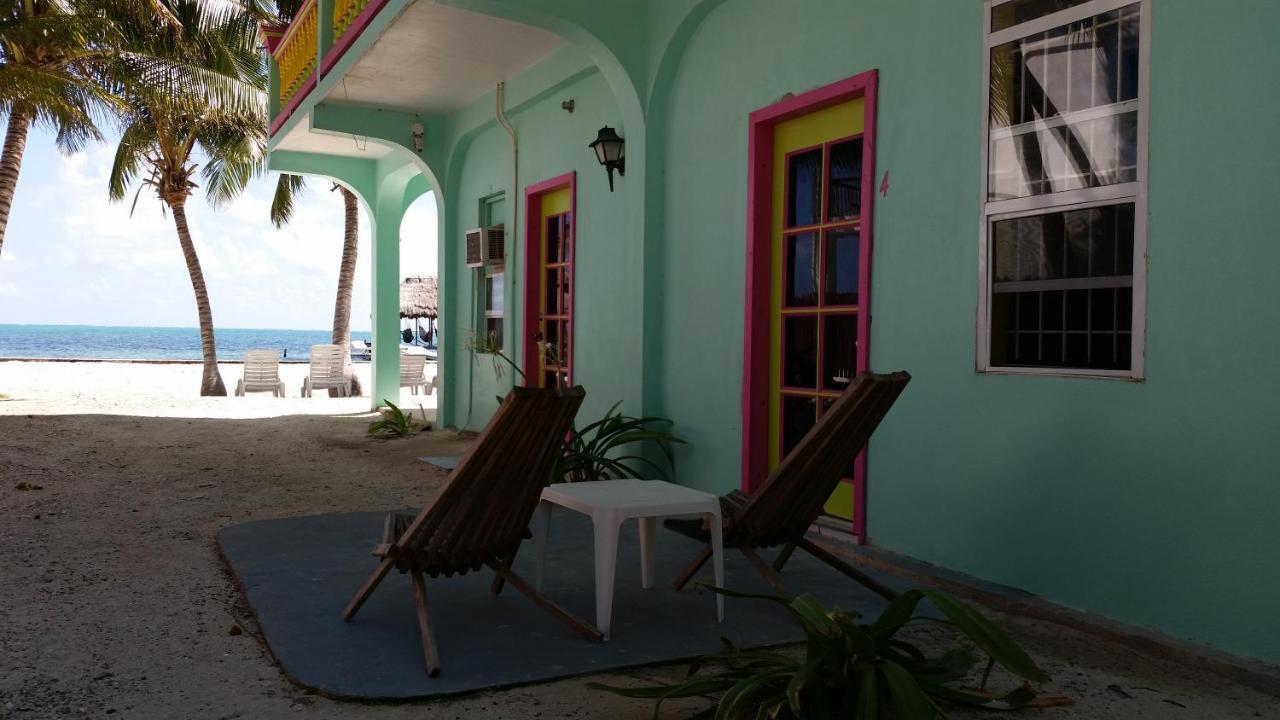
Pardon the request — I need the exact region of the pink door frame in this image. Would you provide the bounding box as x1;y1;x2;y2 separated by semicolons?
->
741;69;879;541
521;171;578;386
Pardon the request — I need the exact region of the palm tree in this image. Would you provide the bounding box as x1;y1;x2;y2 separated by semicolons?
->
107;0;267;396
267;0;363;397
0;0;170;255
271;176;364;397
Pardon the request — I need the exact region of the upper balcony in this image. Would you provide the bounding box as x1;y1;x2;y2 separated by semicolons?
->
263;0;566;151
263;0;389;137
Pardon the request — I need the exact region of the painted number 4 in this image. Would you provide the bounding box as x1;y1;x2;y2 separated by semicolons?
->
879;170;889;197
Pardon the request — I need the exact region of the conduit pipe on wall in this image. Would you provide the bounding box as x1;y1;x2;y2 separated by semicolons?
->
495;81;519;378
467;82;520;429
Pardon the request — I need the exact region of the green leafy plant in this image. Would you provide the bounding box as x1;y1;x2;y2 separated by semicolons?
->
591;587;1059;719
367;401;417;438
552;401;685;483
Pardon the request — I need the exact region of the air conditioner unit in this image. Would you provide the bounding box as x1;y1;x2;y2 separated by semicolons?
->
465;224;505;268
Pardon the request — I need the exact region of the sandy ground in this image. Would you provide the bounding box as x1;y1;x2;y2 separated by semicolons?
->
1;362;1277;719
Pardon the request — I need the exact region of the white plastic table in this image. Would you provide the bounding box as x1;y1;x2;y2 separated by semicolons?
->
534;479;724;640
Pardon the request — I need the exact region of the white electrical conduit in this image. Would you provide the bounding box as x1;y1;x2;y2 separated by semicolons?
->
467;82;520;428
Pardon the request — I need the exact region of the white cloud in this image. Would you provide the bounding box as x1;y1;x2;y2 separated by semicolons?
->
0;128;438;332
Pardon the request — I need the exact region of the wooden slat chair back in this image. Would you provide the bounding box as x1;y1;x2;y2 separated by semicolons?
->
393;386;583;574
342;386;597;677
400;352;428;394
302;344;349;397
735;371;911;548
672;371;911;601
236;350;284;396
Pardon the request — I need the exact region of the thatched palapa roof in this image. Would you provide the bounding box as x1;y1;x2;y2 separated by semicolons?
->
400;276;438;319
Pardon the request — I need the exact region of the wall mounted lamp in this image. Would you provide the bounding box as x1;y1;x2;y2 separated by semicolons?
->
589;126;625;192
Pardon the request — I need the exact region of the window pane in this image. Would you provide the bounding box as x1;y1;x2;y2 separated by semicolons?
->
990;203;1135;371
991;0;1094;32
824;229;860;306
823;314;857;391
994;204;1133;283
783;315;818;389
545;216;561;263
827;140;862;222
785;233;818;307
782;395;817;458
486;273;504;314
485;318;503;350
988;5;1142;200
787;149;822;227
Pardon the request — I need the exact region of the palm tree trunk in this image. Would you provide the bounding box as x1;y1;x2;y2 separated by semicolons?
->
330;187;362;396
0;112;31;257
169;201;226;396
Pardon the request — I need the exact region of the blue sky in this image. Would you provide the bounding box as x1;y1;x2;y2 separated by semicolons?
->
0;127;437;333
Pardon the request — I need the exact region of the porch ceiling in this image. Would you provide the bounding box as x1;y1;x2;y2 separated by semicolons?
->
277;116;394;159
323;1;564;114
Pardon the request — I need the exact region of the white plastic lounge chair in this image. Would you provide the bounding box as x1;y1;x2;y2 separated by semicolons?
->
400;350;428;395
235;350;286;397
302;344;351;397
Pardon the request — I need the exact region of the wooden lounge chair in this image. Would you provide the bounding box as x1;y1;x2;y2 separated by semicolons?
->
399;350;428;395
670;371;911;601
235;350;285;397
301;344;350;397
342;385;600;677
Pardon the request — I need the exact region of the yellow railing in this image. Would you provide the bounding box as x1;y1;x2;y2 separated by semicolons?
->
274;0;318;109
333;0;372;41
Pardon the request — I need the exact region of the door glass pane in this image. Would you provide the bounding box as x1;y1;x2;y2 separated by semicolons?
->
827;140;863;222
988;5;1142;200
822;314;857;391
543;316;560;361
786;149;822;228
784;232;818;307
783;315;818;388
824;229;860;306
544;269;559;314
781;395;817;458
546;216;561;263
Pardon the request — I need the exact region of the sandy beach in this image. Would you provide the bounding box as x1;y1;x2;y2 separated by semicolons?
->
0;361;1276;718
0;360;435;419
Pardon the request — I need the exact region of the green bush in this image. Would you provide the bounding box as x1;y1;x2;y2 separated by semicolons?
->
552;401;685;483
591;587;1057;719
367;401;417;438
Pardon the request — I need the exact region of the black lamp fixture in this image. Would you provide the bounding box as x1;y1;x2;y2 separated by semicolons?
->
589;126;625;192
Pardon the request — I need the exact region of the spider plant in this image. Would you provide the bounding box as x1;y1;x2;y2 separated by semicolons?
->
367;401;417;438
591;587;1059;719
552;401;685;483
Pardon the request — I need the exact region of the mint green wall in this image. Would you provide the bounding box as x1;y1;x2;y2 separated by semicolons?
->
269;0;1280;663
656;0;1280;663
441;52;641;429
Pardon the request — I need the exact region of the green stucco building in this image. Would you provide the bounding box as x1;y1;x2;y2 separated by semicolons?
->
264;0;1280;664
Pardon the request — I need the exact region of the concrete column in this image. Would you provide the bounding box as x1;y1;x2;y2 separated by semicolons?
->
369;188;404;410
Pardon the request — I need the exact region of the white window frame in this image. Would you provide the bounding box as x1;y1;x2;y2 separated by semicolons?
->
977;0;1150;379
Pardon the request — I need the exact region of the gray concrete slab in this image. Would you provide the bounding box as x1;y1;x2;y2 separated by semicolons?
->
218;510;907;700
418;455;460;471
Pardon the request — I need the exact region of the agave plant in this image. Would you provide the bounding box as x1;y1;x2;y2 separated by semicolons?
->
552;401;684;484
367;401;417;438
591;587;1060;719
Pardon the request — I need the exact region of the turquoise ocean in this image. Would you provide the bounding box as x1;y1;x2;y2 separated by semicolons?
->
0;324;373;361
